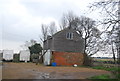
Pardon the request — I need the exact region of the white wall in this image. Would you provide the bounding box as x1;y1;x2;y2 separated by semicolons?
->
44;50;51;65
3;50;14;60
20;50;30;61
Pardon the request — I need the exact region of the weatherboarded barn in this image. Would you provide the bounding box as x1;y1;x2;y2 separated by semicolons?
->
44;27;85;66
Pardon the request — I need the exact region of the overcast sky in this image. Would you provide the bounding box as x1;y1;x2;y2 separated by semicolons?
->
0;0;104;54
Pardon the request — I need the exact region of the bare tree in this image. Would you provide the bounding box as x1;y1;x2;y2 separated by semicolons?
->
40;24;48;42
90;0;120;64
23;39;37;50
60;12;102;57
77;16;102;66
48;22;57;36
38;24;48;64
60;14;68;30
100;31;117;63
39;22;57;64
73;16;102;57
60;11;78;30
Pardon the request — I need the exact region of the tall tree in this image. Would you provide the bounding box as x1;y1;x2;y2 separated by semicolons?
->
48;22;57;36
40;24;48;42
60;12;78;30
78;16;101;55
39;24;48;63
90;0;120;63
39;22;57;63
60;12;103;66
40;22;57;43
60;12;101;57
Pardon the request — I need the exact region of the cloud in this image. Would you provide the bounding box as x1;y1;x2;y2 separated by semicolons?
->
0;0;98;52
19;0;88;18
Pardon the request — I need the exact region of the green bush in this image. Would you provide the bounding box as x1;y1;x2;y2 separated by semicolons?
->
13;54;20;62
30;54;39;62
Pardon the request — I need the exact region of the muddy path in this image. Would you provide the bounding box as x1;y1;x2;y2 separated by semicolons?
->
2;62;111;79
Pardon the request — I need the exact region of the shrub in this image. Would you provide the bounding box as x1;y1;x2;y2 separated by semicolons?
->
13;54;20;62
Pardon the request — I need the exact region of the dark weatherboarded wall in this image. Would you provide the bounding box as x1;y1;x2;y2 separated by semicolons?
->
44;28;85;53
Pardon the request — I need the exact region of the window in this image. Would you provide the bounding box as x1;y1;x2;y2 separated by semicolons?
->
66;32;73;39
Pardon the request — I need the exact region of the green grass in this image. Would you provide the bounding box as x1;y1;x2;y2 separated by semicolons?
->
88;74;119;81
78;63;119;80
89;66;120;80
89;74;110;79
116;74;120;79
78;65;119;72
89;79;119;81
92;66;119;72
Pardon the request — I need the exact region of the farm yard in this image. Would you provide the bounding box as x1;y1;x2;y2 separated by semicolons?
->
2;62;112;79
0;0;119;80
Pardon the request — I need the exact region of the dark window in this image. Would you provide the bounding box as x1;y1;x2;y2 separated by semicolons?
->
66;33;73;39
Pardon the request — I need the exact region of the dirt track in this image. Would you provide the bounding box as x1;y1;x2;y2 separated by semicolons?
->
2;62;111;79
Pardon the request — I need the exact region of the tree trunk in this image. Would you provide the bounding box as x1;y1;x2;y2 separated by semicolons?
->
117;0;120;64
83;53;93;66
84;38;87;54
112;42;116;64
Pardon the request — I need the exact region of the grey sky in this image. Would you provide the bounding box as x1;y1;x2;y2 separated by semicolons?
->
1;0;102;53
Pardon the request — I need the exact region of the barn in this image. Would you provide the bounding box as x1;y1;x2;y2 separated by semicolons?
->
43;27;85;66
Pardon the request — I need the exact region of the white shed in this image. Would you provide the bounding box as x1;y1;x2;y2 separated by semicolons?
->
20;50;30;62
3;50;14;60
44;50;51;65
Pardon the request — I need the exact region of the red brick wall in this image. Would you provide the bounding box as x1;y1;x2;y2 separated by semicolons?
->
52;51;84;66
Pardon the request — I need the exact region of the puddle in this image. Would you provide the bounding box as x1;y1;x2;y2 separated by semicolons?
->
35;72;50;79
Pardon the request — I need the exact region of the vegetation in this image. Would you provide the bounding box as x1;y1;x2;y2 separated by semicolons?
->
89;75;119;81
90;0;120;64
78;64;119;80
92;66;119;72
89;74;110;79
90;66;120;80
28;43;42;54
13;54;20;62
30;54;39;62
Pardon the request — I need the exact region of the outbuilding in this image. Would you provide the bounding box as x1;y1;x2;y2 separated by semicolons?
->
43;27;85;66
3;50;14;61
20;50;30;62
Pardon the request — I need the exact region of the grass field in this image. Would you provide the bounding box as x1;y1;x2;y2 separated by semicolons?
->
93;58;115;62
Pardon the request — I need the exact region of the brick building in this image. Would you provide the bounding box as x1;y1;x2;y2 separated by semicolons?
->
43;27;85;66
